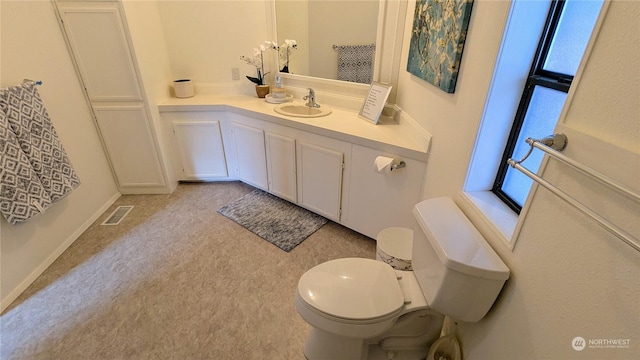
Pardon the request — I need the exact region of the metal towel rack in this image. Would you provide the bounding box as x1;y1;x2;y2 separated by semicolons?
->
23;79;43;86
332;43;376;50
508;134;640;252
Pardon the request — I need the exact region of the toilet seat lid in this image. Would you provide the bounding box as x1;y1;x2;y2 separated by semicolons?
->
297;258;404;320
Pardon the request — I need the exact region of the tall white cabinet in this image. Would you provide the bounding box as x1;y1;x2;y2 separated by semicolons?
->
55;0;171;193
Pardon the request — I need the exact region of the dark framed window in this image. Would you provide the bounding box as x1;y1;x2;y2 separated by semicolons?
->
492;0;603;213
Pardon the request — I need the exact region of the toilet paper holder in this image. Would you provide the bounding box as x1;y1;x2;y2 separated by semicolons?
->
374;156;406;173
390;161;406;171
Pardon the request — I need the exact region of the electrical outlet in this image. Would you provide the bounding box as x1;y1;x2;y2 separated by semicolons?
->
232;67;240;80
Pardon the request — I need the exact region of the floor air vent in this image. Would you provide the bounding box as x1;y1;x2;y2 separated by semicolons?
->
101;206;134;225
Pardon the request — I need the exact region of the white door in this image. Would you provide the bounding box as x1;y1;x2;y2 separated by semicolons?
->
56;1;170;193
266;132;297;202
93;105;165;188
56;1;142;102
297;142;343;221
231;122;268;190
173;121;228;180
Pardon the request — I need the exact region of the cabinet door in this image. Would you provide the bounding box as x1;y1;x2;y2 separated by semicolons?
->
173;121;228;180
265;132;297;202
93;105;166;189
297;142;343;221
231;122;268;190
56;1;142;102
345;145;427;238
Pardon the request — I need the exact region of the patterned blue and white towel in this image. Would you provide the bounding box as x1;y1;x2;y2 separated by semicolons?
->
335;44;375;84
0;83;80;224
0;107;52;224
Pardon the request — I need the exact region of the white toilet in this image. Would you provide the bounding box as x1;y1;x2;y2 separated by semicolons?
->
295;197;510;360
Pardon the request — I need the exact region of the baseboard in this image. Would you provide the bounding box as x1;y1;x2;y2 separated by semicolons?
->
0;192;121;313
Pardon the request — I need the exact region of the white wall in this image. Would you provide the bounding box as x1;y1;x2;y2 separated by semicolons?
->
121;0;178;190
397;0;511;201
157;0;378;91
396;1;639;359
156;0;271;95
0;1;119;310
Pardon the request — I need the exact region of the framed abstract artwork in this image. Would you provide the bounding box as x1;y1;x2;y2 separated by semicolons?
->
407;0;474;93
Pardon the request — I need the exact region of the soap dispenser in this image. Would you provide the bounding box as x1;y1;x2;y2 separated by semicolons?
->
271;75;287;100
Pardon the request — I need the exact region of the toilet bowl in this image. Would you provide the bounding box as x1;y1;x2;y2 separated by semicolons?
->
295;197;510;360
295;258;443;359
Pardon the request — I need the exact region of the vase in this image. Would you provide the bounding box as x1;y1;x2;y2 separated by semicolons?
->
255;84;270;98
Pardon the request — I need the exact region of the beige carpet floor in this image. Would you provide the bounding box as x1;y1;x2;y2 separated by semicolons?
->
1;182;376;359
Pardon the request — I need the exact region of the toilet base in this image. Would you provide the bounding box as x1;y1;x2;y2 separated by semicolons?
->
368;346;430;360
302;310;444;360
304;327;369;360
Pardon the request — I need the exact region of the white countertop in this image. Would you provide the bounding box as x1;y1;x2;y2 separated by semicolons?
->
158;94;431;161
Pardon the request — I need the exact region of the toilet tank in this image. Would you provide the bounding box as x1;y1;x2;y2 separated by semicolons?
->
411;197;510;322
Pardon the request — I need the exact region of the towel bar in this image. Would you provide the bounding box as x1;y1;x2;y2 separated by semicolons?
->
508;134;640;252
22;79;43;86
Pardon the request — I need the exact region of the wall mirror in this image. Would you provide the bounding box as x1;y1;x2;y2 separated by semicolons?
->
267;0;407;105
275;0;378;83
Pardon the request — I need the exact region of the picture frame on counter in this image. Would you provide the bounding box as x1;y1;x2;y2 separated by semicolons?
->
359;82;392;125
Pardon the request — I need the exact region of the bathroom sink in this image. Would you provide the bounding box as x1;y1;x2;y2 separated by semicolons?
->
274;104;332;118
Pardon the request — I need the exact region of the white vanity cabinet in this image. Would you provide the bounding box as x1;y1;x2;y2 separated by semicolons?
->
265;132;297;202
159;106;429;239
343;144;427;239
297;141;345;221
226;113;349;222
160;111;229;182
172;119;228;181
230;122;269;191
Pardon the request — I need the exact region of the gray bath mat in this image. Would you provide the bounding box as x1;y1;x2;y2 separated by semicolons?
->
217;189;328;252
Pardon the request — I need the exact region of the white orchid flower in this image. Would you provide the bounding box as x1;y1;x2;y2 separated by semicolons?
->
284;39;297;48
241;40;279;85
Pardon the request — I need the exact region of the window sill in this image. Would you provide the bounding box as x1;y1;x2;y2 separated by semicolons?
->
458;191;519;250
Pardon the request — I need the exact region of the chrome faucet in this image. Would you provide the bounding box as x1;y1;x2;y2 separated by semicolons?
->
303;88;320;108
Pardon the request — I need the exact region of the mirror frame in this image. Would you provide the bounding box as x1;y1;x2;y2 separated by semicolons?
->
266;0;407;108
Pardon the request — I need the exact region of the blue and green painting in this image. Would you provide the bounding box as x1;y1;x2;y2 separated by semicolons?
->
407;0;474;93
